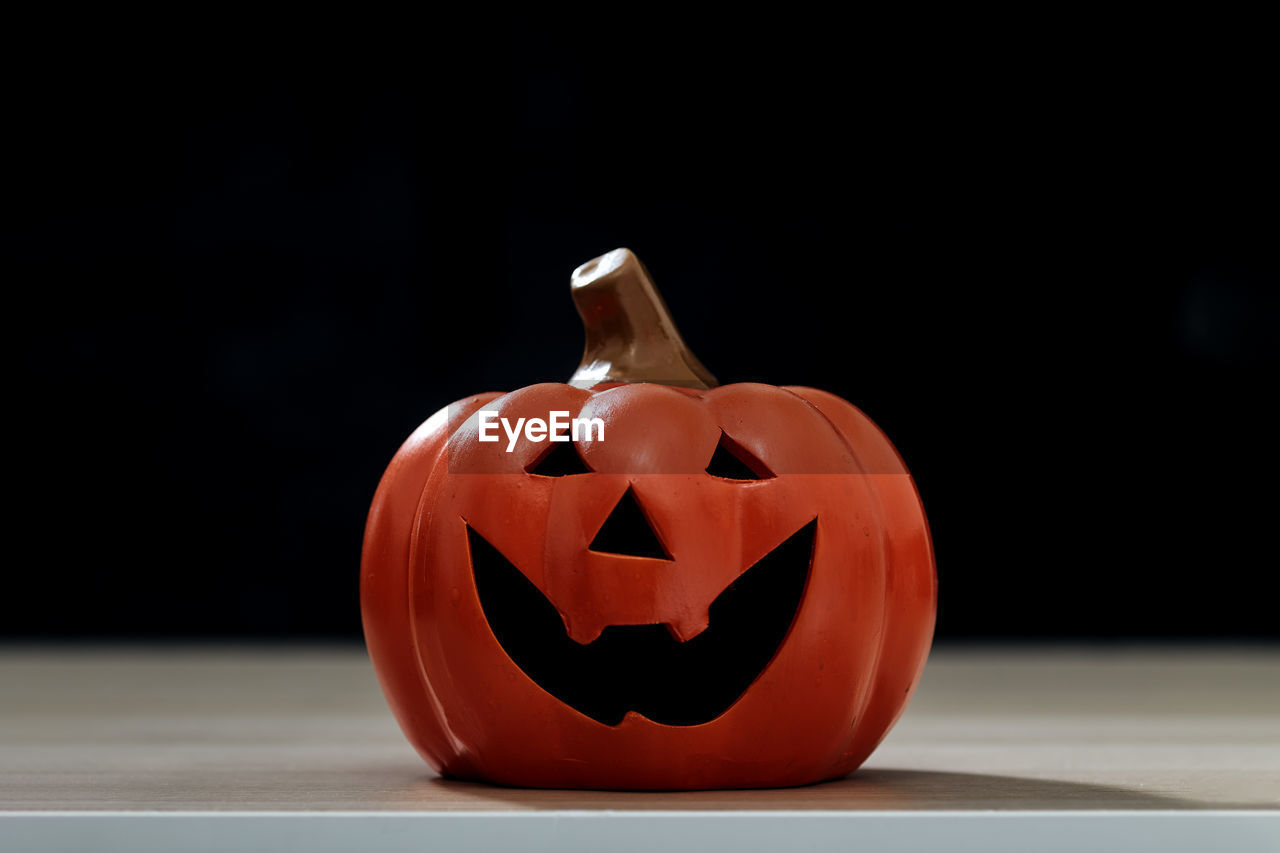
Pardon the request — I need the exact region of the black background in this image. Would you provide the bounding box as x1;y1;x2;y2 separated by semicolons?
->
6;17;1276;640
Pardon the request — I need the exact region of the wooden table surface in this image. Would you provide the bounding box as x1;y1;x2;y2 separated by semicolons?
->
2;645;1277;850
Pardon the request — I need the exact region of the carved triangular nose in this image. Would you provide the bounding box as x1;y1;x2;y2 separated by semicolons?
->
589;487;672;560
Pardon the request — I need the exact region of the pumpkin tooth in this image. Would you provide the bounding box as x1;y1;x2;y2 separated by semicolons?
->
564;618;605;646
666;612;710;643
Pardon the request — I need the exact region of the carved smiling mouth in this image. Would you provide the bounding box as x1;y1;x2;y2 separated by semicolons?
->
467;518;817;726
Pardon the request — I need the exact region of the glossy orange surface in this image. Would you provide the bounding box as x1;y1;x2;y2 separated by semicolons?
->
361;250;935;790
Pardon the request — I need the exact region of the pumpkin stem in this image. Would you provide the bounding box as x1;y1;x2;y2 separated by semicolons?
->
568;248;718;390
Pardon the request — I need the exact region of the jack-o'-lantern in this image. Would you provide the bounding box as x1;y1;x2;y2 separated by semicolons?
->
361;249;935;790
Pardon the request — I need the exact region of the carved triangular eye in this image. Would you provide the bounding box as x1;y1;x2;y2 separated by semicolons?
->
526;441;592;477
706;432;773;481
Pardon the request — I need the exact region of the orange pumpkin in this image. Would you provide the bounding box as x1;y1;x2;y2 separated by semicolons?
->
361;249;935;789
